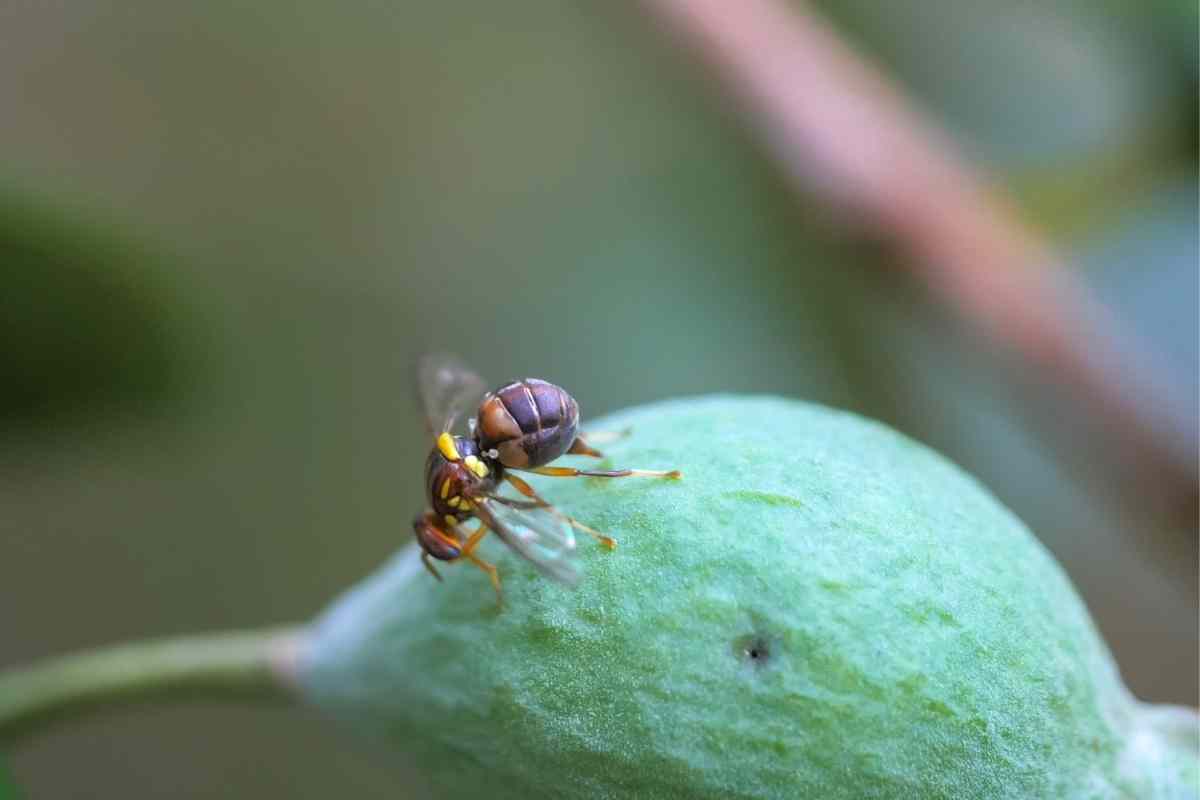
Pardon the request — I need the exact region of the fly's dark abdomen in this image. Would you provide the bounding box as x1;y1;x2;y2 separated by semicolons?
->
476;378;579;468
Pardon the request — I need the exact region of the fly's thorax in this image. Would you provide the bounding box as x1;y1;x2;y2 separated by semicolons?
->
424;435;499;523
476;378;580;468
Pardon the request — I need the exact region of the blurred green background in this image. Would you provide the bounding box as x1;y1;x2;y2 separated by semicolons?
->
1;1;1195;797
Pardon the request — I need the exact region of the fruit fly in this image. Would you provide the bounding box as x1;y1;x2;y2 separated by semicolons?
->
412;353;681;602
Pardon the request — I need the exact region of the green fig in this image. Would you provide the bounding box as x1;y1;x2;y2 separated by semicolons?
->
300;397;1198;799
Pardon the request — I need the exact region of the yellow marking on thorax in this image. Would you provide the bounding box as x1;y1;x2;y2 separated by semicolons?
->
464;454;489;478
447;495;461;508
439;478;452;499
444;514;458;527
437;432;461;461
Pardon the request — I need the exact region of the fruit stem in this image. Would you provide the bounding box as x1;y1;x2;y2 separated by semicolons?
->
0;625;307;747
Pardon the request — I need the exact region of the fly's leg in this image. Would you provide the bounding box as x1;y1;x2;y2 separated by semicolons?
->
464;551;502;604
521;465;681;480
566;438;603;457
504;474;617;549
450;520;502;604
566;427;632;458
461;521;490;555
421;551;444;582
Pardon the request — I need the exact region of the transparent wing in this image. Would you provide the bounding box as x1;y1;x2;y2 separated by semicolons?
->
416;353;488;436
472;495;581;587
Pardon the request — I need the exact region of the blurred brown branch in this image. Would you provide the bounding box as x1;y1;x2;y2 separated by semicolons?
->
645;0;1198;511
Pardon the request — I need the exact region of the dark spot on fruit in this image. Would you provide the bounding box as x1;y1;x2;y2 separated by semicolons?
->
732;633;774;669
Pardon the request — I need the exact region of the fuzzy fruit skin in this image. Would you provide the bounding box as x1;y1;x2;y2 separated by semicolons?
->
301;396;1198;799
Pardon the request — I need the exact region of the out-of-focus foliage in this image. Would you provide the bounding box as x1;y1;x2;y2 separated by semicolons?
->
0;191;186;431
818;0;1196;234
0;760;17;800
0;0;1194;797
1084;178;1198;410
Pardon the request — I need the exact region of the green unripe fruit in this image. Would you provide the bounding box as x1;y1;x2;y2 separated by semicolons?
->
300;397;1198;799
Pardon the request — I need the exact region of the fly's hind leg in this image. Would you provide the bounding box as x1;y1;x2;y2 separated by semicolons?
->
566;427;633;458
505;474;617;549
566;432;626;459
522;465;682;480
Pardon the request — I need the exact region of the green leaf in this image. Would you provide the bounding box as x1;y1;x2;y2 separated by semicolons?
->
301;397;1199;799
0;188;186;432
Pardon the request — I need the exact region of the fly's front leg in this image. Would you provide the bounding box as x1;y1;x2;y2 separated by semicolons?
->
421;551;444;582
461;521;491;556
449;519;502;604
465;552;503;605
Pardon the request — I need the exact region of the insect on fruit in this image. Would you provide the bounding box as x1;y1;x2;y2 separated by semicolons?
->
412;353;681;602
